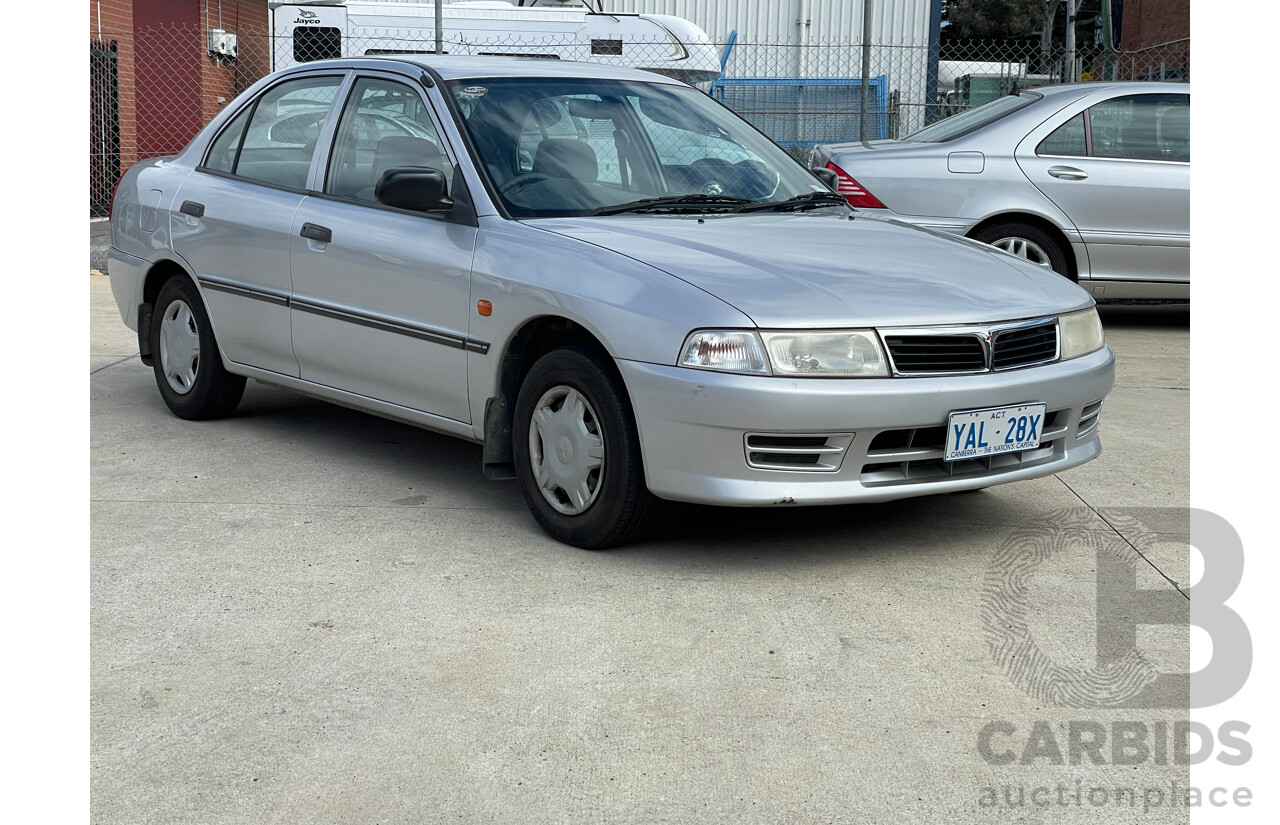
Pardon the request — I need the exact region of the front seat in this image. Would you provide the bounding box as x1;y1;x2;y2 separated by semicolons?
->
532;139;598;182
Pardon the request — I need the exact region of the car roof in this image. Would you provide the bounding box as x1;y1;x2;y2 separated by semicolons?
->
1025;80;1191;100
279;55;686;85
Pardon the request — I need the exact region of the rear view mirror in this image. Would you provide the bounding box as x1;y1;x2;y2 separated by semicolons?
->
810;167;838;190
566;98;616;120
375;167;453;213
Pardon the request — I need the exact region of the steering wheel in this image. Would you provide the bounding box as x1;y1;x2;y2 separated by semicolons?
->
500;172;553;197
690;158;735;196
733;159;778;200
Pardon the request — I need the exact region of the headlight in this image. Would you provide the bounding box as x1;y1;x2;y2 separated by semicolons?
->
678;330;769;374
761;330;889;377
1058;308;1105;360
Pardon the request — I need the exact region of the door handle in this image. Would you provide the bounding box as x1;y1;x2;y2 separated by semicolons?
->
300;222;332;243
179;200;205;217
1047;165;1088;181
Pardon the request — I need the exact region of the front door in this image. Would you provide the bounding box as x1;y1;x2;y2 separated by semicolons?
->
289;74;477;423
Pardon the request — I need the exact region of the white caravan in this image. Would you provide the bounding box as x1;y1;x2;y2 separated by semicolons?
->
269;1;722;83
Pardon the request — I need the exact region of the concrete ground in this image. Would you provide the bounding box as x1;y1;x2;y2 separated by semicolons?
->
91;270;1191;824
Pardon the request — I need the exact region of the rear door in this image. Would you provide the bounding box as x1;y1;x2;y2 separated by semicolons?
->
1015;90;1189;284
288;72;478;423
171;73;344;376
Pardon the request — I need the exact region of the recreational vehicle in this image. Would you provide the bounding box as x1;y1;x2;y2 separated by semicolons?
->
269;1;722;83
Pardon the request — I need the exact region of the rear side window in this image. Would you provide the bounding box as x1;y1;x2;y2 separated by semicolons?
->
1037;93;1190;162
1089;94;1189;161
204;76;342;188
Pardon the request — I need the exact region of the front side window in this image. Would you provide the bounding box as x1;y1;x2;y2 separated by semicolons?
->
325;77;452;203
209;76;342;188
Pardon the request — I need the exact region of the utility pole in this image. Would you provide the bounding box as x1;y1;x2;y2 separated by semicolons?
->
435;0;444;54
1100;0;1115;81
860;0;872;143
1063;0;1082;82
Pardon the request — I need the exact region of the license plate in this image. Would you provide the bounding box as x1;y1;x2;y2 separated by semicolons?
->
944;403;1047;462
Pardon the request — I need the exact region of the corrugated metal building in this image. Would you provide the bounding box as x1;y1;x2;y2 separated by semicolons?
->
603;0;938;52
604;0;944;142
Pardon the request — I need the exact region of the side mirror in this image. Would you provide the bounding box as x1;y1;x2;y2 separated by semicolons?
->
375;167;453;213
810;166;838;190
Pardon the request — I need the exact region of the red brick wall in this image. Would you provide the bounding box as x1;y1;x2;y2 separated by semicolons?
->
1120;0;1190;49
1117;0;1189;79
91;1;272;180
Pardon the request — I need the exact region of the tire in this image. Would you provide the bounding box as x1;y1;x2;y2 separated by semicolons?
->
150;276;246;420
971;222;1071;279
513;346;654;549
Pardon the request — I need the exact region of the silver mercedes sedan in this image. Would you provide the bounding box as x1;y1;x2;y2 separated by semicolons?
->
109;57;1114;548
811;82;1190;301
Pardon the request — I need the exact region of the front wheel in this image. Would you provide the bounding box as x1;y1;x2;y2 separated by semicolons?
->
513;347;654;549
150;276;246;420
971;222;1070;279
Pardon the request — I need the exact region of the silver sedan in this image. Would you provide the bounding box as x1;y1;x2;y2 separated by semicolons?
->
811;82;1190;301
109;57;1114;548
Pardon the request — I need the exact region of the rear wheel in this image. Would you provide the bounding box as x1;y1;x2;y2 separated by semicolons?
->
971;221;1070;279
513;346;654;549
150;276;246;420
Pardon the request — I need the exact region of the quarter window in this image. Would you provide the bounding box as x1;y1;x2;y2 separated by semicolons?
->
1036;112;1086;157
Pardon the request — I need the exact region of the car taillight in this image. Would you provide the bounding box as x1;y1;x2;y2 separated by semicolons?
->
108;174;123;221
825;162;886;209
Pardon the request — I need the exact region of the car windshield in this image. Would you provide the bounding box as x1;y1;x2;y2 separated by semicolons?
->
447;77;834;218
905;92;1040;143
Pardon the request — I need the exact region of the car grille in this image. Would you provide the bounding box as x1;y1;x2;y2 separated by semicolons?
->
882;318;1060;375
883;335;985;374
992;321;1058;370
859;409;1069;485
744;433;854;472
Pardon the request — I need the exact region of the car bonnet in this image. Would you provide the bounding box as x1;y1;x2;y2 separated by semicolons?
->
526;211;1094;328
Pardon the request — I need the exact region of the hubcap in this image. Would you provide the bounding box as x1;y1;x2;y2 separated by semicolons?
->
528;385;605;516
990;236;1054;269
159;299;201;394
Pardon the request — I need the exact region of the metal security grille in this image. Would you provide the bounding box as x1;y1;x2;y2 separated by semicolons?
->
90;39;120;217
713;77;890;156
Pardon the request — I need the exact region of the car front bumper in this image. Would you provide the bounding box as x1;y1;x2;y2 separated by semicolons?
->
618;346;1114;506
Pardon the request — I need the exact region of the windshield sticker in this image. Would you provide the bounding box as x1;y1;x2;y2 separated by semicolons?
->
460;85;488;97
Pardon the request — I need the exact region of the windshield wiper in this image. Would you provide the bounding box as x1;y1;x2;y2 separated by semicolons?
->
733;192;851;213
590;194;756;216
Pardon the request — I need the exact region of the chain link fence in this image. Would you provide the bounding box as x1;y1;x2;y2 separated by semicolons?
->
88;24;1189;214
